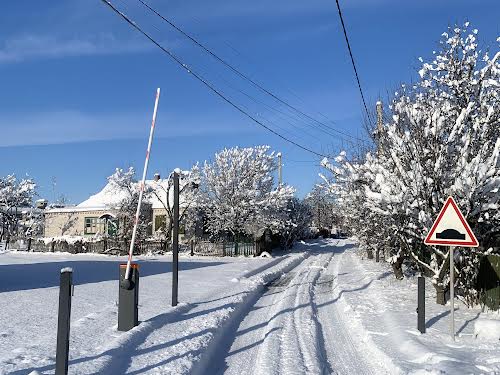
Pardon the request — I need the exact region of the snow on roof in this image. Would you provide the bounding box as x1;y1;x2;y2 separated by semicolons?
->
77;180;131;209
49;173;192;214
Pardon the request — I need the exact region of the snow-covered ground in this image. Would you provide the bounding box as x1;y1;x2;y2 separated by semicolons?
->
1;240;499;374
332;244;500;374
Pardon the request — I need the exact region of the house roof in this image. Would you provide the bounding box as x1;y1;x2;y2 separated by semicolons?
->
46;172;192;214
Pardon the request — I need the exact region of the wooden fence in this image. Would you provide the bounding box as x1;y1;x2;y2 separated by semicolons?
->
11;237;174;255
5;237;257;257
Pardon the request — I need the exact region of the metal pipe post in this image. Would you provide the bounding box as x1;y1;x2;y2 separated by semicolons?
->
417;276;426;334
172;170;180;306
56;268;73;375
450;246;455;340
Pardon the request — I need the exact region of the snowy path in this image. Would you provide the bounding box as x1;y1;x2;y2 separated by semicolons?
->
89;252;307;374
197;239;383;375
315;242;390;375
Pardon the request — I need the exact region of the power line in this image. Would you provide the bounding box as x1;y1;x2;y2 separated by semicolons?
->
99;0;329;159
132;0;366;143
334;0;372;123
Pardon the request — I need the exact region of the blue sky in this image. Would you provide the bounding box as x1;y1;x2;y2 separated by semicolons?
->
0;0;499;203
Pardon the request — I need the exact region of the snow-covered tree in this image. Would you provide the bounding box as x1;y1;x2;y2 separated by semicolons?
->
304;185;340;232
321;24;500;303
107;167;152;242
201;146;294;239
0;175;36;241
274;197;313;249
150;165;201;241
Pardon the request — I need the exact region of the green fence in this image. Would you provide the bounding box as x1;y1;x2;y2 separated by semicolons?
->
478;255;500;311
193;241;257;257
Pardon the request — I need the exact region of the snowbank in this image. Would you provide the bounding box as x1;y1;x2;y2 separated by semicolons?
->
474;317;500;341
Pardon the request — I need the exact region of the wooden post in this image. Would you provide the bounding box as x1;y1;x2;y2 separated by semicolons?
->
277;152;282;187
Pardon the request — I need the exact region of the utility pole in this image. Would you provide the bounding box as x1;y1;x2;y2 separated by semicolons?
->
277;152;282;187
376;100;383;262
376;101;383;152
172;169;180;307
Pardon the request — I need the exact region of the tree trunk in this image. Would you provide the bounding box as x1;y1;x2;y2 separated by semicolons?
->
434;283;447;305
391;252;405;280
367;249;374;260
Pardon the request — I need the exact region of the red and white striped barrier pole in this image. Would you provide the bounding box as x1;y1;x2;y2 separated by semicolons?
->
123;88;161;283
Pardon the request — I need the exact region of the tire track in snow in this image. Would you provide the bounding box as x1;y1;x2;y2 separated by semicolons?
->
192;253;309;375
253;251;335;375
316;240;397;375
107;253;308;375
315;246;372;375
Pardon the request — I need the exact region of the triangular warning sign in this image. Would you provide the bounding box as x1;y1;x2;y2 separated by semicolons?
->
424;196;478;247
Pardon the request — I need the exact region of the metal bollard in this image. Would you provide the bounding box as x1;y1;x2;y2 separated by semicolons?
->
118;263;139;331
417;276;426;334
56;267;73;375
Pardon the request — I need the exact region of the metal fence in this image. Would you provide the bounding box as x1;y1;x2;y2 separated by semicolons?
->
192;240;258;257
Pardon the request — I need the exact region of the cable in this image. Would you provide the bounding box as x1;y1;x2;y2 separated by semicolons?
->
132;0;366;143
99;0;329;158
334;0;372;123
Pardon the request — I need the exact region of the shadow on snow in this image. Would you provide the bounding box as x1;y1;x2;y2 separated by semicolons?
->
0;259;226;292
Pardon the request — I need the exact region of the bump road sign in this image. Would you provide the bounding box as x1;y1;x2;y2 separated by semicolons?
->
423;196;479;341
424;196;478;247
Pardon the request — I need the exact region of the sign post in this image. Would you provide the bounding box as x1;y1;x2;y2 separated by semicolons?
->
424;196;478;341
449;246;455;339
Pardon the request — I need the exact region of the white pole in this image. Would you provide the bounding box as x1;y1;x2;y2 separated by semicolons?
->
124;88;161;281
450;246;455;341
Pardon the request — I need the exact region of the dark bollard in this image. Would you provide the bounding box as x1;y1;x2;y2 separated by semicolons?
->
190;240;194;256
118;263;139;331
417;276;426;334
56;268;73;375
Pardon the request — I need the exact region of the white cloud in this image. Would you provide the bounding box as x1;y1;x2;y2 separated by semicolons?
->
0;33;151;63
0;110;256;147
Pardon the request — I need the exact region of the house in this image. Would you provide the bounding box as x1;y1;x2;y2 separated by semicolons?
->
43;172;197;239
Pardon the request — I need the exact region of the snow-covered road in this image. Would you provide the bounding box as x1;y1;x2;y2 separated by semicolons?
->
3;239;498;374
196;239;387;375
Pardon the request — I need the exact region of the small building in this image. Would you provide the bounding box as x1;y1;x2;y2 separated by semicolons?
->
44;172;197;239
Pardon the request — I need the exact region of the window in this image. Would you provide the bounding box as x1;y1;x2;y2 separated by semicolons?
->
107;219;119;236
155;215;166;232
84;217;104;235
